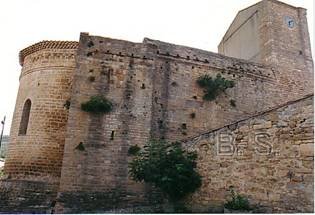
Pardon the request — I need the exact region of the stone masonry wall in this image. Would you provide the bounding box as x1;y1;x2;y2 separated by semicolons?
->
182;94;313;213
5;42;77;180
147;38;312;141
55;34;161;213
259;0;313;73
1;1;313;213
56;32;312;212
0;179;58;213
218;0;313;75
1;41;77;213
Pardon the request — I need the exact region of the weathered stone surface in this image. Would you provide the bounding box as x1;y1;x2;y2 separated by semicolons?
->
5;41;77;180
183;95;314;213
0;0;313;213
300;144;314;157
253;121;272;129
0;179;58;213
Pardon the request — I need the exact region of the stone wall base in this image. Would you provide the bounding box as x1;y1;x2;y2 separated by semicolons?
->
54;190;164;213
0;179;58;213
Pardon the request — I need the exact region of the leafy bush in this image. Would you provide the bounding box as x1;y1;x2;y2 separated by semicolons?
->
230;99;236;107
128;145;141;156
224;189;251;211
81;96;113;114
0;167;4;178
75;142;85;151
173;202;192;213
129;139;201;201
64;100;71;110
197;74;234;101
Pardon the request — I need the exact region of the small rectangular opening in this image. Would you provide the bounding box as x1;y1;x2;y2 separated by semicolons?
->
110;131;115;140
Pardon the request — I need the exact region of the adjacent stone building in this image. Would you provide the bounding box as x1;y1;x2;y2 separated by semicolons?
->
0;0;313;213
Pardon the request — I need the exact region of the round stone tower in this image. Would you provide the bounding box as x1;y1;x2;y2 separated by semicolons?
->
4;41;78;183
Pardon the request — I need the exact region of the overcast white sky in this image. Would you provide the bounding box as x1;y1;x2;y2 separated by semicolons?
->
0;0;313;135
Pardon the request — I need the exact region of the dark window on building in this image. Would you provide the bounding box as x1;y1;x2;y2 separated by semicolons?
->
19;99;31;135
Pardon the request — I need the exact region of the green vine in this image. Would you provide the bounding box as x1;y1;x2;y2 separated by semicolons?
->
197;74;234;101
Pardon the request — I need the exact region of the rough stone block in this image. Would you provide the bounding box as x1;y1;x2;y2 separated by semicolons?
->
300;144;314;157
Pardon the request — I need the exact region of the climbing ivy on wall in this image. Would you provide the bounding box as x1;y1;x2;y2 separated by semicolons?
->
81;95;113;114
197;74;235;101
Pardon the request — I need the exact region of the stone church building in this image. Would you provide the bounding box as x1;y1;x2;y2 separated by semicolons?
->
0;0;313;213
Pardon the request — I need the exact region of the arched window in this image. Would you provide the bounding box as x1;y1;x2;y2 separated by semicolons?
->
19;99;31;135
